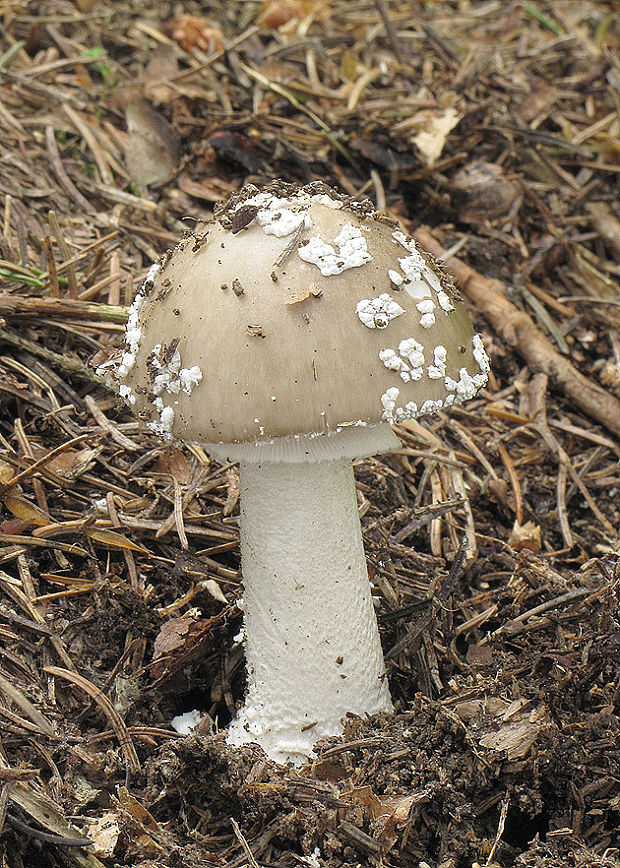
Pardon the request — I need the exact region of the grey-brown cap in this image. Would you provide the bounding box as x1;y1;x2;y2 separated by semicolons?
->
107;181;489;444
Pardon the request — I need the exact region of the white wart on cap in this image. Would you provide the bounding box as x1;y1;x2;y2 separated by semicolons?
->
108;181;489;443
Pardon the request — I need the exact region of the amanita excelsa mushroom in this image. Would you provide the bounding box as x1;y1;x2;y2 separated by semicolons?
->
104;181;490;764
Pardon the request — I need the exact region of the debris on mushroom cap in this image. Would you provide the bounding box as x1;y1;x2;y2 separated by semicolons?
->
103;180;489;444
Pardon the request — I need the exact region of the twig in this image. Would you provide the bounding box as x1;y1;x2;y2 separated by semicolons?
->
0;295;127;323
230;817;260;868
490;588;592;639
84;394;140;451
485;795;510;866
497;442;523;525
48;210;78;298
43;235;59;297
413;227;620;439
43;666;140;774
5;812;93;847
0;433;92;492
372;0;406;63
0;328;104;385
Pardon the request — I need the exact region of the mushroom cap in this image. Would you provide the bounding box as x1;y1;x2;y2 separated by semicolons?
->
112;181;489;444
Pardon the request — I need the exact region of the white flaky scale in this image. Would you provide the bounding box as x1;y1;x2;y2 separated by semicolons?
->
392;230;421;257
427;345;448;379
377;336;488;423
398;337;425;372
392;231;451;306
260;207;309;237
179;366;203;394
445;367;487;402
298;223;372;276
416;298;436;328
388;268;404;286
356;293;405;329
254;197;310;237
379;348;410;381
231;192;308;237
473;333;491;373
392;230;424;282
148;404;175;440
96;261;162;391
311;193;343;209
381;386;401;423
379;337;425;382
116;295;145;378
420;398;443;416
148;344;203;397
171;709;206;735
436;289;455;313
144;261;162;285
118;385;135;406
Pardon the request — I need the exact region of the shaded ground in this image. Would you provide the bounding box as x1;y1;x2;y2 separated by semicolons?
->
0;1;619;866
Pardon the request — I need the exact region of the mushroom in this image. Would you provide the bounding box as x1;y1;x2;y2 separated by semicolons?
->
104;180;490;764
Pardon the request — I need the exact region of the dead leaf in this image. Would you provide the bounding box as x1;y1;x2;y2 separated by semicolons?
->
517;77;558;122
460;698;548;761
223;467;240;516
124;96;181;190
84;812;120;858
177;173;237;203
114;787;163;857
201;579;228;604
153;448;192;485
164;16;224;55
208;130;263;173
116;787;160;833
150;613;209;681
9;781;90;844
258;0;307;30
285;283;322;304
412;107;461;166
0;459;14;484
466;643;494;666
455;697;509;723
86;528;148;553
4;495;50;527
143;45;179;105
231;205;259;234
343;785;423;852
478;718;539;759
0;519;26;534
509;520;542;553
451;160;521;223
46;447;99;478
153;615;197;658
0;672;54;736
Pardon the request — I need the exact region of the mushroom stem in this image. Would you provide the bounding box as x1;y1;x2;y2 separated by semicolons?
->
227;457;393;764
